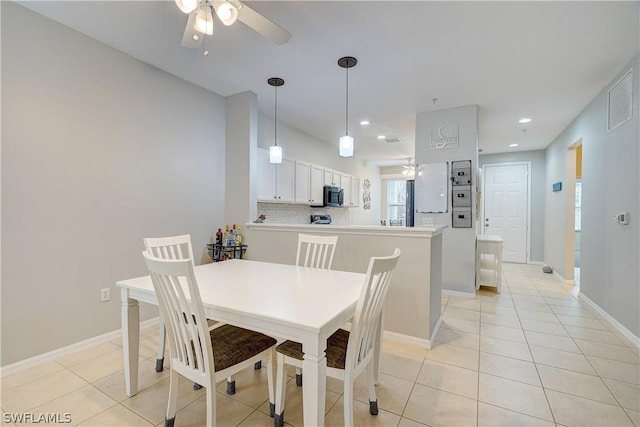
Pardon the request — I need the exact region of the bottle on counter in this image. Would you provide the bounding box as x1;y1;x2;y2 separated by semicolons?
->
216;228;223;246
224;225;230;247
234;225;242;245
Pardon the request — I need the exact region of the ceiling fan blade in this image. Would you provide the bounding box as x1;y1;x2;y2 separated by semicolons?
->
236;3;291;45
181;12;204;48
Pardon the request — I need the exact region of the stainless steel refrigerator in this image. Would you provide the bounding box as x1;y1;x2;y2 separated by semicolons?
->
405;179;415;227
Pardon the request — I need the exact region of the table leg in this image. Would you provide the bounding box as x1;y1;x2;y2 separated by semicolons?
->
302;345;327;426
121;288;140;397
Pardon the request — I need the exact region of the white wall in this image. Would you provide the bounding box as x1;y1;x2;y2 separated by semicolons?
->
1;3;227;364
479;150;546;263
257;113;381;225
415;105;479;294
544;55;639;336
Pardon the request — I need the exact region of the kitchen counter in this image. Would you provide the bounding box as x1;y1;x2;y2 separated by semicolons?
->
247;222;445;237
244;222;444;346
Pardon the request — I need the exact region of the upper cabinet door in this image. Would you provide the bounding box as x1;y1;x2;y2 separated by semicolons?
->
340;173;351;206
310;164;324;205
257;149;276;201
276;158;295;202
350;176;360;207
324;168;342;187
295;161;311;203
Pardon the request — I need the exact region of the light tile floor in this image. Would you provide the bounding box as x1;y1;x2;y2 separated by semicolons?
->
2;263;639;426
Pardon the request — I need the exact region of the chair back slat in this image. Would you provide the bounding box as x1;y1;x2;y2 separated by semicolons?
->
144;234;194;264
143;251;214;376
345;249;401;371
296;234;338;269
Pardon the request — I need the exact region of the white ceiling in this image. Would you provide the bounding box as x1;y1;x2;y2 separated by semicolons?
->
18;1;639;164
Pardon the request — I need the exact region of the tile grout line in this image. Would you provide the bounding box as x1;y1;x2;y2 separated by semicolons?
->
513;276;559;426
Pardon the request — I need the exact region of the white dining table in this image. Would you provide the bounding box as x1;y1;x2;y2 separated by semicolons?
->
116;258;365;427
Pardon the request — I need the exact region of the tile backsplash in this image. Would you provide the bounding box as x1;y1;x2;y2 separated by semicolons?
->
256;202;349;225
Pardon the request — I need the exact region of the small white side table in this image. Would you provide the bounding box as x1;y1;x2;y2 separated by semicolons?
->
476;235;504;293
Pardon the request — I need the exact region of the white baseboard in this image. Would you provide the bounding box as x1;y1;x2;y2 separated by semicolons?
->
578;293;640;348
383;330;430;349
383;315;441;350
1;317;160;377
528;261;544;266
442;289;476;299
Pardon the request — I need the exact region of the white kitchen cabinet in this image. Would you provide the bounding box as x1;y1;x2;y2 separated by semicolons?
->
257;148;294;202
324;168;341;187
310;164;324;205
350;176;360;207
340;173;352;207
295;161;324;205
338;173;360;207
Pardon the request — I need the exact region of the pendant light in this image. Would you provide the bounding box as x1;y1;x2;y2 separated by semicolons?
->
268;77;285;164
338;56;357;157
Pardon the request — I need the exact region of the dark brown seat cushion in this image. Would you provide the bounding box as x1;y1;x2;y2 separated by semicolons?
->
210;324;277;372
275;328;350;370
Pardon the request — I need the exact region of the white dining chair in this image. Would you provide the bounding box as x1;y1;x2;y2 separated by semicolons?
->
296;233;339;270
274;248;401;427
143;235;194;373
142;251;277;427
293;233;339;386
143;235;239;394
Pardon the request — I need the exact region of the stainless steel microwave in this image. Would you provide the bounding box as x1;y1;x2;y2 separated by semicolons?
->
323;185;344;207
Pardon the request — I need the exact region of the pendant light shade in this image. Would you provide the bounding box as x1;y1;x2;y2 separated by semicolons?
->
269;145;282;164
194;4;214;35
268;77;285;164
337;56;357;158
339;135;354;157
215;1;239;26
175;0;198;14
194;5;214;35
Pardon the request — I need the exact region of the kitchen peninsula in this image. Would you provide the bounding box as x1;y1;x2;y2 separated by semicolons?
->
244;223;445;346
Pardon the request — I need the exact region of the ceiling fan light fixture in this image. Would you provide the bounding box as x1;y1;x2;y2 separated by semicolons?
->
215;1;238;26
175;0;198;14
194;5;214;35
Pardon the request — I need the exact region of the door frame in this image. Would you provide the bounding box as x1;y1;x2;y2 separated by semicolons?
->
564;139;582;284
481;161;532;264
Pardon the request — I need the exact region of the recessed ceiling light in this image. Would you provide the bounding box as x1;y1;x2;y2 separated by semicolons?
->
518;118;532;124
360;120;370;125
509;143;519;147
192;34;200;41
377;135;386;139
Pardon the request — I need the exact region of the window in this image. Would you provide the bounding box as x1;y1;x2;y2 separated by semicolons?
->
387;180;406;225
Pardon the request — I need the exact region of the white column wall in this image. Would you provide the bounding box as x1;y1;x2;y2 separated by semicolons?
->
415;105;479;294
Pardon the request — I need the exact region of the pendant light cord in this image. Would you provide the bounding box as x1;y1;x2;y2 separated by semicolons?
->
274;85;278;146
345;66;349;136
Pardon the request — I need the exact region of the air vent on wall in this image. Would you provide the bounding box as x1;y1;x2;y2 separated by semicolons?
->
384;137;402;144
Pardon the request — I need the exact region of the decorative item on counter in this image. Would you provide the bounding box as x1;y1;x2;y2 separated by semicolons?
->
216;228;223;246
254;214;266;223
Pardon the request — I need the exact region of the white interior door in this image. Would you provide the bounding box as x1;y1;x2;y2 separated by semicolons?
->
483;164;529;263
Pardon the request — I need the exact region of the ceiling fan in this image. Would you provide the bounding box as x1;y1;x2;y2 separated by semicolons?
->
176;0;291;52
402;158;417;177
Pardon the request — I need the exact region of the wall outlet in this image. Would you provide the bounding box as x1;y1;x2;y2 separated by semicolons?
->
100;288;110;302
